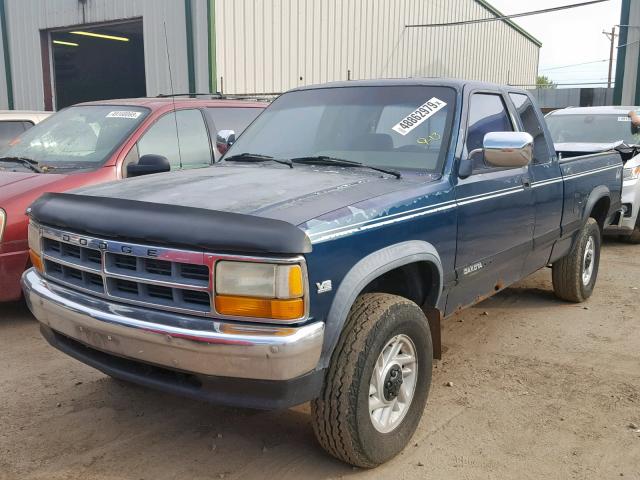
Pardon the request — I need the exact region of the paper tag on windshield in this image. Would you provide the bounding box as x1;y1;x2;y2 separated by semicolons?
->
618;116;632;122
392;98;447;136
106;111;142;119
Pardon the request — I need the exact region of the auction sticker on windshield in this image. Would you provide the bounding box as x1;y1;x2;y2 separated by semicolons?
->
106;111;142;119
392;98;447;136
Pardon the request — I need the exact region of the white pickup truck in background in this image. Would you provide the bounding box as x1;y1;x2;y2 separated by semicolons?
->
546;105;640;243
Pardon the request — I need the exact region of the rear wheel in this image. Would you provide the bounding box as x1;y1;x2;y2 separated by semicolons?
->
552;217;601;302
311;293;432;468
626;228;640;244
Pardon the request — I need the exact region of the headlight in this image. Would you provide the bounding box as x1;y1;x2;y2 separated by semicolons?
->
0;209;5;243
27;220;44;273
623;166;640;180
214;260;305;320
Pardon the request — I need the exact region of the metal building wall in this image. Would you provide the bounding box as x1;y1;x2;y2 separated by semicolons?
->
214;0;540;95
0;9;8;110
528;88;614;111
2;0;209;110
615;0;640;105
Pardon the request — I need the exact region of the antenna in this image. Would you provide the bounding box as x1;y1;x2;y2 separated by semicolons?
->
163;21;183;168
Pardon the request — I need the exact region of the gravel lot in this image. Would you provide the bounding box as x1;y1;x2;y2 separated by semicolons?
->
1;240;639;480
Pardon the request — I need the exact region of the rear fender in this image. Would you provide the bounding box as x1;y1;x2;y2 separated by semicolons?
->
582;186;610;227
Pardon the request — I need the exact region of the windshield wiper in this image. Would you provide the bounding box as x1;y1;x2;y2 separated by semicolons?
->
290;155;401;179
0;156;43;173
224;153;293;168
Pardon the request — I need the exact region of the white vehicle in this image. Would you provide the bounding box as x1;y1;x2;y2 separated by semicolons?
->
0;110;51;152
546;106;640;242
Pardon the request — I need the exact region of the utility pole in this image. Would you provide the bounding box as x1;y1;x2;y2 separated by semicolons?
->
603;27;618;89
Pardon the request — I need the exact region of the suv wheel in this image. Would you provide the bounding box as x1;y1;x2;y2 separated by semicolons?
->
311;293;433;468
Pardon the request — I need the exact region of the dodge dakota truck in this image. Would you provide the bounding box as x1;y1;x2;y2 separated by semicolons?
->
22;79;622;468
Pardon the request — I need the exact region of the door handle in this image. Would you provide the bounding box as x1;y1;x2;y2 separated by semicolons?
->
522;177;532;188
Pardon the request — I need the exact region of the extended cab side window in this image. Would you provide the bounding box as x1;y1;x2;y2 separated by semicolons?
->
465;93;514;170
509;93;552;164
138;109;212;169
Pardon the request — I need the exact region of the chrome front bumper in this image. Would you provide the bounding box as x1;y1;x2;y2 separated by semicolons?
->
22;269;324;381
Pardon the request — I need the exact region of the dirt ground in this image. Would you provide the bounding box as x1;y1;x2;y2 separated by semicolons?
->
1;240;639;480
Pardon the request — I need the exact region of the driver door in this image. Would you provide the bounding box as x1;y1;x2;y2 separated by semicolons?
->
446;91;534;314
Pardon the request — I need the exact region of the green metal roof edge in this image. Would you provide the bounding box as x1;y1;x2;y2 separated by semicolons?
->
475;0;542;48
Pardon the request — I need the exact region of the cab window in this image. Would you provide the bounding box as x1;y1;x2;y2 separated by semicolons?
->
509;93;552;164
138;109;212;169
465;93;514;155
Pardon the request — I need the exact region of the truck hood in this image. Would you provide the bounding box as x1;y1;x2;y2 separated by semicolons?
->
73;163;428;226
0;171;70;204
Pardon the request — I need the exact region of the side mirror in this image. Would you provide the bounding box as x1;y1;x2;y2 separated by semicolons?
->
126;154;170;178
483;131;533;168
216;129;236;155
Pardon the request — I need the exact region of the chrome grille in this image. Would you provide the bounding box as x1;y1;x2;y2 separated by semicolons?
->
40;226;212;316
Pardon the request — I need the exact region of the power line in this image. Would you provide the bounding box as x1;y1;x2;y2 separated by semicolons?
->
406;0;608;28
540;59;610;71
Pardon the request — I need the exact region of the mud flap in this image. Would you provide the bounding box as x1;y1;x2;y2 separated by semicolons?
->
421;304;442;359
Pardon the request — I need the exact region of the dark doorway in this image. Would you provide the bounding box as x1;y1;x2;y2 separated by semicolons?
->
50;20;145;109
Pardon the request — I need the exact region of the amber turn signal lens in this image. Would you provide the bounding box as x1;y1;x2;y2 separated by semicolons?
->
287;265;304;298
29;250;44;273
215;295;304;320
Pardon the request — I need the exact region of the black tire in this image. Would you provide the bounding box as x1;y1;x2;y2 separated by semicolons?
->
552;217;601;302
311;293;433;468
624;216;640;244
626;228;640;244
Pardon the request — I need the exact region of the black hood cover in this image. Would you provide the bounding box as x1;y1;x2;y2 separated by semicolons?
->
30;193;312;254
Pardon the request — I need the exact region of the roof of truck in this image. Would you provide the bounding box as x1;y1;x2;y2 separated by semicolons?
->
291;77;530;95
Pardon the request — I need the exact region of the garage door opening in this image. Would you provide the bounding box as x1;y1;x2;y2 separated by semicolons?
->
49;20;145;109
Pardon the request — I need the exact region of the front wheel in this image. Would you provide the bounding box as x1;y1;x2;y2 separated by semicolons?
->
552;217;601;302
311;293;433;468
624;215;640;244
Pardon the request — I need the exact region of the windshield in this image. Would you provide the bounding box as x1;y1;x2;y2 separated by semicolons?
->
546;112;640;145
224;86;456;172
0;105;149;170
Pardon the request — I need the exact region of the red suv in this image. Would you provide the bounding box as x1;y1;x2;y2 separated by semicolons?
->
0;97;265;302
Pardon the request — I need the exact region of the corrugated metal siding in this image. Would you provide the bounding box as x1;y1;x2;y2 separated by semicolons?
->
191;0;210;93
3;0;207;110
0;13;8;110
214;0;540;94
528;88;614;110
620;1;640;104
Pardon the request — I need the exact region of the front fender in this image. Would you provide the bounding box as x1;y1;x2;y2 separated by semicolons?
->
319;240;442;368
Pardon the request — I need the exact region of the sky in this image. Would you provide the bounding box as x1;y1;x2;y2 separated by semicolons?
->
488;0;622;87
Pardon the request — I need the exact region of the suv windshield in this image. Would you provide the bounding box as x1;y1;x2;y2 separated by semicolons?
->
547;112;640;145
224;86;456;173
1;105;149;170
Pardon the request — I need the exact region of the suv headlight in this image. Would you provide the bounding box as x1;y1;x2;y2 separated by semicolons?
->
623;166;640;180
214;260;305;320
0;209;5;243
